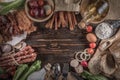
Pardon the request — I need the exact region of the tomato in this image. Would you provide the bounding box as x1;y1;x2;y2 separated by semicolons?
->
81;61;88;67
89;42;96;48
86;25;93;32
87;48;94;54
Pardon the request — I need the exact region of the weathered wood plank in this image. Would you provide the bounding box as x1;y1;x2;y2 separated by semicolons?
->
26;26;88;64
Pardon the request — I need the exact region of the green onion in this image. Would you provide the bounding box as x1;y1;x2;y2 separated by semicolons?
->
0;2;13;6
13;64;28;80
81;70;108;80
0;0;25;15
19;60;41;80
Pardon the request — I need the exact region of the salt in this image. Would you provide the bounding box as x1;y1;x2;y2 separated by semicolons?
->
95;22;113;39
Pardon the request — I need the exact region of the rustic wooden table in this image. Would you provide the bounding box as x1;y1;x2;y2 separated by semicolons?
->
25;23;89;66
25;0;120;66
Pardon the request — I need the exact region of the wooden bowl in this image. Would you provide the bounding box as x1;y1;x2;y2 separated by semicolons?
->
25;0;54;22
80;0;110;24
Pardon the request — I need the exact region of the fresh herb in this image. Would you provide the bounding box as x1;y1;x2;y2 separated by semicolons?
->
81;70;108;80
19;60;41;80
0;0;25;15
0;2;13;6
13;64;28;80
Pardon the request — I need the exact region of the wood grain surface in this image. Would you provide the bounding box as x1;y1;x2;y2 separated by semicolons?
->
25;26;89;65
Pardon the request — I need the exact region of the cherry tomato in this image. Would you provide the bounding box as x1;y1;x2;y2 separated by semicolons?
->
87;48;94;54
81;61;88;67
89;42;96;48
86;25;93;32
